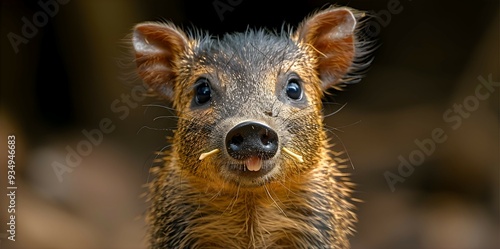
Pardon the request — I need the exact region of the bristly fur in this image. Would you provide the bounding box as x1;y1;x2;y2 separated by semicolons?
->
338;8;376;85
133;6;374;249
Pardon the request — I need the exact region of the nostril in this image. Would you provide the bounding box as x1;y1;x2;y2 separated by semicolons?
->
231;134;244;145
229;134;244;151
259;130;274;146
261;134;270;145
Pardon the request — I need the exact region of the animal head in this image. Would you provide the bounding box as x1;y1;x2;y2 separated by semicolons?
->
133;7;370;188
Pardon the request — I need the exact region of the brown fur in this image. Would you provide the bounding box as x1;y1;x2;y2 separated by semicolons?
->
133;6;372;249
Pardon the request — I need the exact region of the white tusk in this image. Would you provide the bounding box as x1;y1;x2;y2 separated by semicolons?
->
282;147;304;163
199;148;220;160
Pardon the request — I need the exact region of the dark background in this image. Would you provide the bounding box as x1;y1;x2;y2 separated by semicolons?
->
1;0;498;248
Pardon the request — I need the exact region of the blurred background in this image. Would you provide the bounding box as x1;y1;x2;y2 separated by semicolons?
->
1;0;498;248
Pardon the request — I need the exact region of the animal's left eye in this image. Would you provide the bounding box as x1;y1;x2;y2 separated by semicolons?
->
285;78;302;100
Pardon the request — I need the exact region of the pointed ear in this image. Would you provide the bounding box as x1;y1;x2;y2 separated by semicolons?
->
294;8;357;90
132;23;189;100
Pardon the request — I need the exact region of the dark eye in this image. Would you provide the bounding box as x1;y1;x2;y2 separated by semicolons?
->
286;78;302;100
195;78;211;105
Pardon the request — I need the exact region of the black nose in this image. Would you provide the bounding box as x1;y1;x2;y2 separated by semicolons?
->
225;121;279;160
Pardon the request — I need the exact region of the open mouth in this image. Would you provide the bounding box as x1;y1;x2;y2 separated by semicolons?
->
227;156;274;178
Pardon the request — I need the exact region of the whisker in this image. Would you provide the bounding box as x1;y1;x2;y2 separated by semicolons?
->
136;125;171;135
324;128;355;170
323;102;348;118
145;144;173;184
264;185;286;216
142;103;176;111
328;120;362;131
153;115;179;121
208;186;224;202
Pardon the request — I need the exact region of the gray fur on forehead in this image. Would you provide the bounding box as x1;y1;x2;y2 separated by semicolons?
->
190;29;303;72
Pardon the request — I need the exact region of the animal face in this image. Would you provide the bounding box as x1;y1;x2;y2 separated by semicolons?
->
133;7;366;188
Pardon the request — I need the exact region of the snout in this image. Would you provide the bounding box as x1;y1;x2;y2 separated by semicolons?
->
225;121;279;160
225;121;279;172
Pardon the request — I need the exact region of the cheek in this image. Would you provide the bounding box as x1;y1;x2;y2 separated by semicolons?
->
289;113;323;149
279;107;324;174
175;116;216;174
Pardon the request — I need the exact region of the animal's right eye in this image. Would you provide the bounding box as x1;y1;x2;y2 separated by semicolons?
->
194;78;212;105
285;78;303;100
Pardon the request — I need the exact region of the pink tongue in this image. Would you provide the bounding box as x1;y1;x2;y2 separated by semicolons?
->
245;157;262;171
